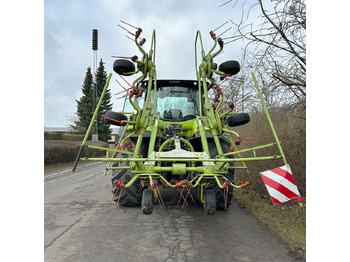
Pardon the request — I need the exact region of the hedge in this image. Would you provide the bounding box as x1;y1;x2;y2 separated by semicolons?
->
44;132;85;141
44;146;106;166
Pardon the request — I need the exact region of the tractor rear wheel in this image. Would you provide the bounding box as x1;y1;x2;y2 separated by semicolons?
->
111;138;146;207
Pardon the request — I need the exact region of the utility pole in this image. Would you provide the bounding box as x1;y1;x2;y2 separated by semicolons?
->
92;28;98;141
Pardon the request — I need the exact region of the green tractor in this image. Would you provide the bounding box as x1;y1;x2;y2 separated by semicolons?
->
73;22;300;214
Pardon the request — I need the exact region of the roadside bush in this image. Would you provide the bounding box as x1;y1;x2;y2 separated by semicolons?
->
44;132;85;141
44;132;63;140
44;146;105;166
62;133;85;141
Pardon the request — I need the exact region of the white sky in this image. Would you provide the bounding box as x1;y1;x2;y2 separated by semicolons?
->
44;0;260;127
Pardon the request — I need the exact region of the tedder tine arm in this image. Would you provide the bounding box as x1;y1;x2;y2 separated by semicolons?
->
72;73;113;172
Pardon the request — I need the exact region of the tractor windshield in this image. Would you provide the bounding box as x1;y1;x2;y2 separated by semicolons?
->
123;96;144;113
151;86;200;121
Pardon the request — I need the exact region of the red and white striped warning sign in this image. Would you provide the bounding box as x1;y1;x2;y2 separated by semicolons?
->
260;165;300;205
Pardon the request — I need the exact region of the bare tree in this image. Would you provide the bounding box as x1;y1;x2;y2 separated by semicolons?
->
230;0;306;109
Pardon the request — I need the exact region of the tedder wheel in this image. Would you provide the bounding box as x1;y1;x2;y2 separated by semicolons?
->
204;189;216;215
103;111;127;126
226;112;250;127
111;138;147;207
113;59;135;75
141;189;154;214
218;60;240;76
208;138;234;210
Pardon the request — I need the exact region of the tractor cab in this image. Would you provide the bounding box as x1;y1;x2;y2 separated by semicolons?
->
123;80;204;122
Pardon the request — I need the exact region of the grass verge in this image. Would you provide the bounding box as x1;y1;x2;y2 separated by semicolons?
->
44;162;76;174
234;187;306;260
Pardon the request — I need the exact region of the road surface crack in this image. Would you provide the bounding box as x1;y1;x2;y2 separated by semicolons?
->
44;217;82;250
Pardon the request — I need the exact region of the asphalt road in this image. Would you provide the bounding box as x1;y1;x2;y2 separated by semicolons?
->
44;162;302;262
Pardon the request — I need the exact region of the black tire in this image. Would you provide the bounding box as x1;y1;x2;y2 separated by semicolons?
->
218;60;240;76
204;190;216;215
113;59;135;75
141;189;154;214
226;113;250;127
103;111;127;126
111;138;146;207
208;138;234;210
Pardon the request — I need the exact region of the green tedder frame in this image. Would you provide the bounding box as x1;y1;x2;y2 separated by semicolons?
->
72;24;289;214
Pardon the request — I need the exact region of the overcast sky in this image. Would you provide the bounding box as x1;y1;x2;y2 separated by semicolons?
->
44;0;262;127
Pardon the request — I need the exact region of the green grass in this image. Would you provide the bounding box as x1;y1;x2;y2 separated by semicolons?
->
234;187;306;260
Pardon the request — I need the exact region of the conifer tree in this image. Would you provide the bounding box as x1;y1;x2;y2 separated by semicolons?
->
72;59;113;141
72;67;93;134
